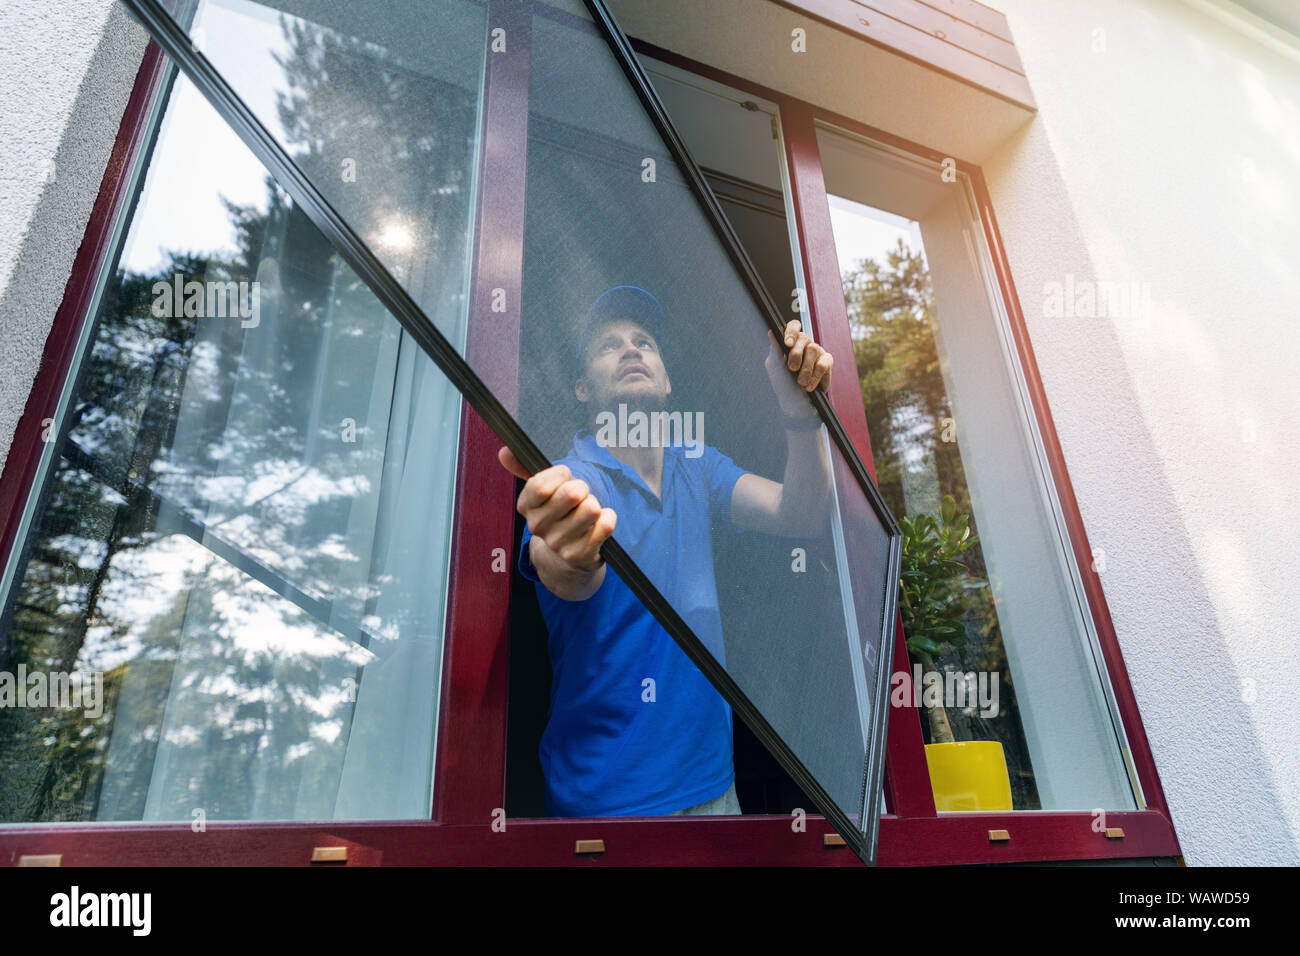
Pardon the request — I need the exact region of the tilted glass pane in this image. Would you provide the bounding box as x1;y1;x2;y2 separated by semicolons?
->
142;0;898;855
163;0;488;353
0;62;476;821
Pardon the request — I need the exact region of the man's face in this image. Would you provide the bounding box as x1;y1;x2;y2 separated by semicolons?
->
576;318;671;413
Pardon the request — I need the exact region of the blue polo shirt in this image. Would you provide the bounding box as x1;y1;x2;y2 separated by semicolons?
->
518;429;748;816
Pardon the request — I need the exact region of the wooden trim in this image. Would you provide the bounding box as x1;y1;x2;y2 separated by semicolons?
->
434;405;518;825
915;0;1016;44
881;597;937;817
879;810;1177;866
0;808;1177;866
809;0;1026;74
966;169;1179;839
768;0;1036;110
778;102;879;477
433;0;532;825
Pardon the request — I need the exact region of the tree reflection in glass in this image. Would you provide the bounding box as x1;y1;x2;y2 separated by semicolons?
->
841;231;1041;810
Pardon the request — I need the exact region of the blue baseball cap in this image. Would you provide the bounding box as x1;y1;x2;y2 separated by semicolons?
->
574;285;666;379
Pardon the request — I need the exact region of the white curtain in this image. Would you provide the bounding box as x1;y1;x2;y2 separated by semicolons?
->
96;258;463;822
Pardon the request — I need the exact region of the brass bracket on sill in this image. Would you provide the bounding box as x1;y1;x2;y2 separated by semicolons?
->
823;833;846;847
17;854;63;867
1105;827;1126;839
575;839;606;855
988;829;1011;842
311;846;348;864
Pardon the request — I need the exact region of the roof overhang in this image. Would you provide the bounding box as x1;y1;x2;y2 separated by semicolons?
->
608;0;1036;165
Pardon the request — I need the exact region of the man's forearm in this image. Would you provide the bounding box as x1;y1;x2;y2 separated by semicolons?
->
530;533;607;602
776;426;832;534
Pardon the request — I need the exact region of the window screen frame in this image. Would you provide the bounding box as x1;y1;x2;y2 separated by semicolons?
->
0;5;1181;866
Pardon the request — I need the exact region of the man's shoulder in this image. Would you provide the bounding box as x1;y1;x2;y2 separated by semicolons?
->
672;442;740;473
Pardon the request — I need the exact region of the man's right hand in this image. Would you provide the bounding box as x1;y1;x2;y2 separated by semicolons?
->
498;446;617;600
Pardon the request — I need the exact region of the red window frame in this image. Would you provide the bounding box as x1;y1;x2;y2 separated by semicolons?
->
0;10;1181;866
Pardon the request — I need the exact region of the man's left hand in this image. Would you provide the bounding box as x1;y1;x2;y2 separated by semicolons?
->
765;319;833;417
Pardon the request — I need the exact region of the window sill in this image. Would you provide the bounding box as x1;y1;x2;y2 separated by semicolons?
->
0;808;1178;866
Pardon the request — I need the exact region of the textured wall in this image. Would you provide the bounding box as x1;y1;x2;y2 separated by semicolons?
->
983;0;1300;864
0;0;147;472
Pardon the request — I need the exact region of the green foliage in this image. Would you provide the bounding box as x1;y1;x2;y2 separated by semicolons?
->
899;494;979;657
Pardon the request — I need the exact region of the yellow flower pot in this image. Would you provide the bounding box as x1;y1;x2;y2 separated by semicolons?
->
924;741;1013;811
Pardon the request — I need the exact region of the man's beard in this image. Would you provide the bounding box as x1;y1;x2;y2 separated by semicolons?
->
592;384;666;417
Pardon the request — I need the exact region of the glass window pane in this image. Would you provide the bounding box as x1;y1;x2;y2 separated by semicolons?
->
162;0;488;354
816;124;1138;811
0;56;478;821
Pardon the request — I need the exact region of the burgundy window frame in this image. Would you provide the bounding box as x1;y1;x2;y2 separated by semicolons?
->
0;8;1180;866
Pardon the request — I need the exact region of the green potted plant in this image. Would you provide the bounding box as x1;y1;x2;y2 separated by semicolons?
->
900;494;1012;811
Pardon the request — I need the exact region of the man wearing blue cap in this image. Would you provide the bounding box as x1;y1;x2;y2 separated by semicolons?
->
497;285;834;817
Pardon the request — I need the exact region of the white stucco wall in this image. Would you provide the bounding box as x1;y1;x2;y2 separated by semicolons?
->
983;0;1300;864
0;0;147;473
